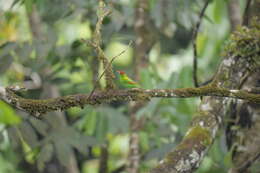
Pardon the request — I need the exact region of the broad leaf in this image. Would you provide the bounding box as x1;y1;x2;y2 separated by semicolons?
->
0;101;21;125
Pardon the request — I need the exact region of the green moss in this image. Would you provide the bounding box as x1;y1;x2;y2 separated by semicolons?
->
184;126;212;146
232;90;260;103
191;113;217;128
223;18;260;59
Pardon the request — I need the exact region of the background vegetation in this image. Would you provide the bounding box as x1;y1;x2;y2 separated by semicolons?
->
0;0;256;173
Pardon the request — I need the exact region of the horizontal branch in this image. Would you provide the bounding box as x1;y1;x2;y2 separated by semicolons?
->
0;85;259;118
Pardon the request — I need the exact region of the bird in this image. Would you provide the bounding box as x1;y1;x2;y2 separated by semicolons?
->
117;70;140;88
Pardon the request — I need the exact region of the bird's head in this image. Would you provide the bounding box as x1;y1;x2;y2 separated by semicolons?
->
117;70;126;75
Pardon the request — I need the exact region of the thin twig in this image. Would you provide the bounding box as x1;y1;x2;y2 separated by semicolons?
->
87;40;133;100
92;0;115;90
242;0;252;26
98;143;109;173
228;0;242;31
237;151;260;172
192;0;211;87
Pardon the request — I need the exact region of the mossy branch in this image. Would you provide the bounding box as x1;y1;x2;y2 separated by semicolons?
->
83;1;116;90
0;85;259;119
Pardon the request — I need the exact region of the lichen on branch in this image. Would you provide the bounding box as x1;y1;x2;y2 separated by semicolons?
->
0;85;259;119
83;0;116;90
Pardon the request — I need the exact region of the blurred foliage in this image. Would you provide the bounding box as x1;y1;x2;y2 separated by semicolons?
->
0;0;249;172
0;101;21;125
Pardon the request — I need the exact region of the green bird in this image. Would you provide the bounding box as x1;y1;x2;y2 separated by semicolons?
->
117;70;140;88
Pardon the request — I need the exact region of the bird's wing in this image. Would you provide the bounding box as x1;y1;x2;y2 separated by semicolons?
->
127;80;138;85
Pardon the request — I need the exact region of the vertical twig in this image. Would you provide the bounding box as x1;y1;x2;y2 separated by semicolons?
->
242;0;252;26
92;1;116;90
98;143;109;173
26;5;44;41
128;121;140;173
192;0;211;87
228;0;242;31
91;56;101;90
133;0;155;80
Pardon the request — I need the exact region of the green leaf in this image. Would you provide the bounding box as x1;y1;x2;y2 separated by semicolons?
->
24;0;34;13
99;107;129;133
136;99;161;119
0;42;16;74
70;135;98;155
140;69;154;89
0;154;20;173
37;144;54;171
7;127;20;148
11;0;23;9
224;145;235;168
84;111;98;136
54;140;72;167
19;121;38;147
0;101;21;125
51;77;70;84
196;33;208;56
60;126;98;154
47;125;97;162
95;112;108;142
29;118;48;136
140;132;149;152
212;0;226;24
14;42;33;64
13;127;38;164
